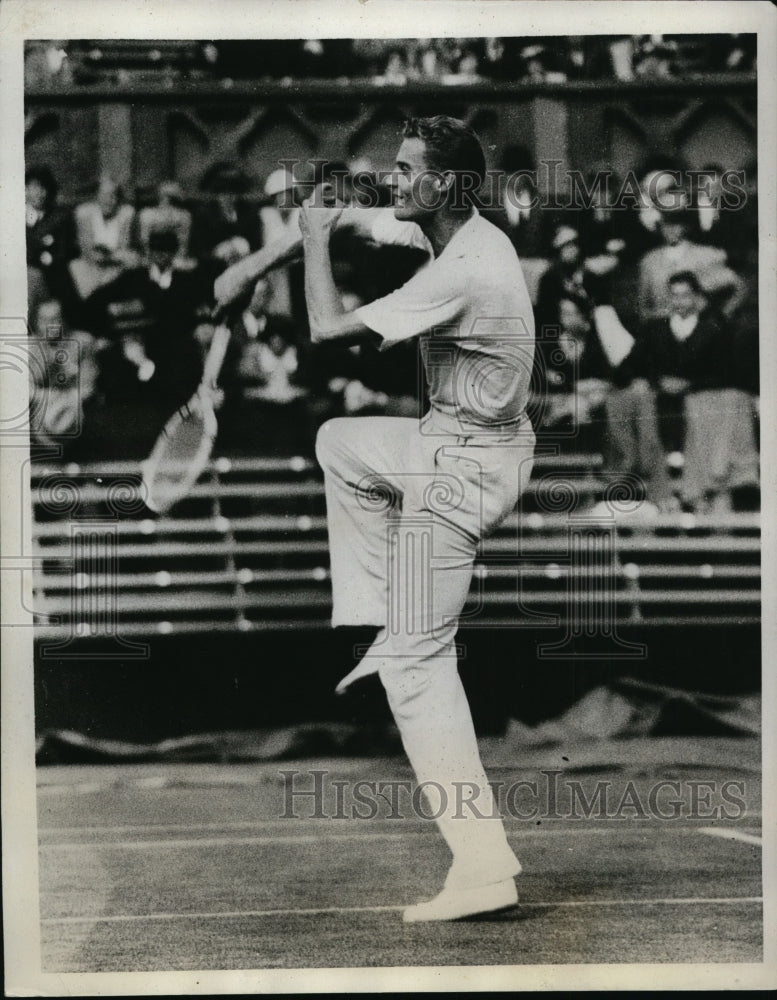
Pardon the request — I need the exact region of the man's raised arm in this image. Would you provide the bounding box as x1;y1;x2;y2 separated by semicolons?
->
299;199;373;345
213;224;302;314
213;202;426;313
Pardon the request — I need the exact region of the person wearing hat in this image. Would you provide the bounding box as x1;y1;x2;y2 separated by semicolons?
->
191;161;257;267
539;222;586;283
533;223;621;434
259;162;316;321
636;204;744;322
25;164;77;318
534;223;594;335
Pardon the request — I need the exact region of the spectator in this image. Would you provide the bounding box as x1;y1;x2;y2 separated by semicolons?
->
480;145;553;300
519;43;568;82
726;158;758;275
592;302;674;508
86;228;207;422
71;176;140;300
729;275;759;401
690;163;753;268
704;34;757;73
258;163;315;322
384;49;410;83
320;160;355;207
608;36;636;81
574;167;631;261
454;46;481;80
191;162;257;270
631;166;685;255
137;180;194;266
535;225;600;333
28;302;100;460
24;40;72;87
624;271;759;513
217;279;310;455
480;37;527;81
535;294;612;455
636;205;744;322
632;36;677;79
317;331;423;425
563;36;614;80
32;298;66;341
727;277;760;513
532;226;591;429
25;165;77;315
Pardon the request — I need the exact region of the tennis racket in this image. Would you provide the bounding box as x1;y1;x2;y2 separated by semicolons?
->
141;320;232;514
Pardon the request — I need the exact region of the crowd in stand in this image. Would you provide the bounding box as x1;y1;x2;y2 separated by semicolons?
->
26;143;760;515
25;35;756;89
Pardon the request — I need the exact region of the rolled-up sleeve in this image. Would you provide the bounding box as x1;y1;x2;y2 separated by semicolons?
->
355;261;466;346
338;207;430;254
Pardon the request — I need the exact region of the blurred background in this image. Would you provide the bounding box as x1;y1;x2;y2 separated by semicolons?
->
24;36;760;754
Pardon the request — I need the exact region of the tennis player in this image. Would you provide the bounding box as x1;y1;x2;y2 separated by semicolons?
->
217;117;536;922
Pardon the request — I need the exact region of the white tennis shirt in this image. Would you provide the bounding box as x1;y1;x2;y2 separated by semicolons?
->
355;209;536;437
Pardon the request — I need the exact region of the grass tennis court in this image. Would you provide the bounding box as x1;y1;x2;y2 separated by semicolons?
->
38;747;762;972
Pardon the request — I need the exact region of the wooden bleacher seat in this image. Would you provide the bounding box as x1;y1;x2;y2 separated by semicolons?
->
30;455;760;636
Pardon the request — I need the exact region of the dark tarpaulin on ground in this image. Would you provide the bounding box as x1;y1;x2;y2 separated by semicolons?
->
35;678;760;766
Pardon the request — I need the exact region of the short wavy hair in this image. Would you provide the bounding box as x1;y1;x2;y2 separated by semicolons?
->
402;115;486;202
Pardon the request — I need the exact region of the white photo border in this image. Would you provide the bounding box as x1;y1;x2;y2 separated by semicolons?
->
2;0;775;993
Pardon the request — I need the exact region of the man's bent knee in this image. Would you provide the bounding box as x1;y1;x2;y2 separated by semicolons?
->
315;418;349;470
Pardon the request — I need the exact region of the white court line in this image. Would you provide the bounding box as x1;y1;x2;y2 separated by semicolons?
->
40;896;764;926
39;826;762;850
37;813;763;837
39;820;294;835
698;827;763;846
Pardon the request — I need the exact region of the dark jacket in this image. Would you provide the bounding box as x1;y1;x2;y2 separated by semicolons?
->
26;204;77;305
621;308;738;392
85;265;209;408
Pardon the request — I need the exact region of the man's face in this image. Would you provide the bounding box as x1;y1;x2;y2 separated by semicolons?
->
267;333;287;356
388;138;444;222
559;240;580;267
36;301;63;337
669;281;700;318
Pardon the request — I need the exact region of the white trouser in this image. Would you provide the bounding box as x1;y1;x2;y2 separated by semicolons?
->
682;388;759;506
316;414;535;889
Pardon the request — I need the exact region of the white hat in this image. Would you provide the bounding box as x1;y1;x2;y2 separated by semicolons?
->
552;226;579;250
264;163;315;198
264;169;296;198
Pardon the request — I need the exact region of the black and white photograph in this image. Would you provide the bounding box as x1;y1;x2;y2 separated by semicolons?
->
1;0;775;993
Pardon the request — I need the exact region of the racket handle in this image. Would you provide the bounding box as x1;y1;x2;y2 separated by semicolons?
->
202;323;231;387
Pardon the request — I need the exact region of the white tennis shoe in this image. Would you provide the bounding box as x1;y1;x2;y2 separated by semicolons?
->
402;878;518;923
